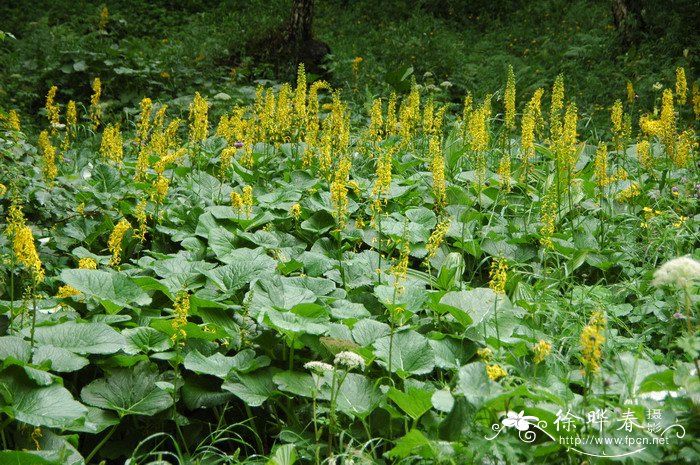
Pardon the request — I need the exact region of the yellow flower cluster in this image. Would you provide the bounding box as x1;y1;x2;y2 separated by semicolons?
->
539;189;557;250
489;256;508;295
424;220;450;266
593;143;609;189
675;67;687;105
371;147;393;215
171;290;190;343
79;257;97;269
549;74;565;139
429;136;447;209
98;5;109;31
6;109;21;132
134;199;149;241
581;310;606;374
293;64;307;126
399;86;421;141
135;97;153;148
14;226;44;282
390;238;410;294
188;92;209;144
45;86;60;134
615;182;640;203
100;124;124;166
660;89;676;155
672;129;696;168
330;157;352;229
64;100;77;150
468;103;489;153
242;185;253;219
486;364;507;381
477;347;493;360
56;285;80;298
610;99;631;152
108;218;132;266
504;64;516;130
38;130;58;181
386;92;398;135
90;78;102;130
368;98;384;142
637;140;652;169
626;81;635;104
290;203;301;220
497;153;511;193
693;82;700;119
533;339;552;364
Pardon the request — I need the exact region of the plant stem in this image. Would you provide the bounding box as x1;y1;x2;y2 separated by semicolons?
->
85;424;117;464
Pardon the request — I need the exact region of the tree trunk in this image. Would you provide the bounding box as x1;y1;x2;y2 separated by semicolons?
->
288;0;314;43
612;0;645;46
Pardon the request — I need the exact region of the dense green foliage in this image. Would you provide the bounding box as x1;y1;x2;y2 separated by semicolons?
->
0;1;698;464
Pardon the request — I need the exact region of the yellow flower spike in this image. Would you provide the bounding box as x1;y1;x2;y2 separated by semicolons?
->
290;203;302;220
368;98;384;142
489;256;508;295
188;92;209;144
626;80;635;104
45;86;60;134
293;63;307;129
477;347;493;360
424;219;450;267
7;109;21;132
134;199;149;241
504;64;516;130
171;290;190;344
539;188;557;250
242;185;253;219
135;97;153;147
14;225;44;282
108;219;132;267
90;78;102;131
385;92;398;136
533;340;552;364
330;157;352;229
593;143;610;190
98;5;109;32
675;67;687;106
38;130;58;181
550;74;565;139
0;183;6;197
56;285;80;299
429;136;447;209
79;257;97;269
581;311;606;375
660;89;676;155
100;124;124;166
151;176;170;204
692;82;700;119
486;364;508;381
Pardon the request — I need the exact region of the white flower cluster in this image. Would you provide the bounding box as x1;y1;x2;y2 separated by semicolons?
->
333;351;365;371
652;256;700;288
303;361;333;373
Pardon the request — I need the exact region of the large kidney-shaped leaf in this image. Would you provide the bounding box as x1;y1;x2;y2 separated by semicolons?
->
28;322;126;355
60;269;151;313
32;346;89;373
221;367;278;407
247;276;317;319
335;373;383;419
205;248;277;294
80;362;173;417
373;330;435;378
122;327;172;354
0;336;31;363
184;349;270;379
0;366;87;428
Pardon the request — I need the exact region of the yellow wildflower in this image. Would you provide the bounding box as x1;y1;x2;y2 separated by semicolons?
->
497;153;511;193
539;189;557;250
293;63;307;129
672;129;695;168
675;67;687;105
0;183;6;197
38;130;57;181
581;311;606;374
486;364;507;381
45;86;60;133
108;219;132;267
171;290;190;343
188;92;209;143
615;182;640;203
151;176;170;204
477;347;493;360
56;285;80;298
637;139;652;169
429;136;447;209
330;157;352;229
385;92;398;135
219;148;236;178
231;191;243;213
98;5;109;31
550;74;565;139
90;78;102;130
134;199;148;241
135;97;153;147
79;257;97;269
692;82;700;119
100;124;124;166
593;143;610;189
489;256;508;295
390;237;410;293
504;64;516;130
7;109;21;132
352;56;363;78
660;89;675;155
424;220;450;266
290;203;302;220
65;100;77;139
14;225;44;282
468;104;489;153
626;80;635;104
533;340;552;364
368;98;384;141
242;185;253;219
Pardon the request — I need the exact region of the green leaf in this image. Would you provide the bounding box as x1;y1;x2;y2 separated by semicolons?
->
301;211;335;234
205;249;277;293
222;368;278;407
248;276;317;318
373;331;435;377
80;362;173;417
0;366;87;428
60;269;151;312
0;451;62;465
266;444;297;465
184;349;269;378
386;429;434;460
28;322;126;355
388;386;433;420
335;373;382;419
352;319;390;347
455;363;503;409
0;336;31;363
32;346;89;373
182;377;237;410
122;327;173;354
273;371;323;399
